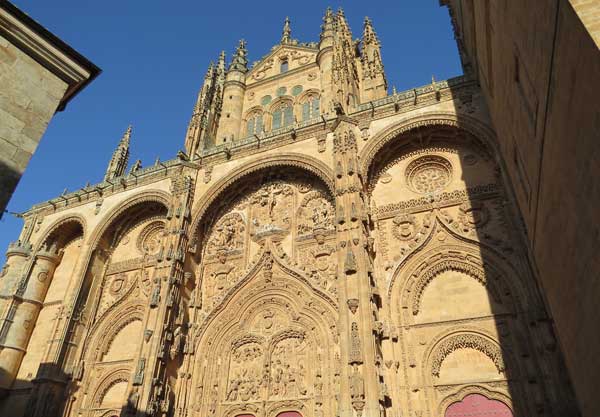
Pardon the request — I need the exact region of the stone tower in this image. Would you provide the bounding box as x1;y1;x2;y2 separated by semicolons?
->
0;8;579;417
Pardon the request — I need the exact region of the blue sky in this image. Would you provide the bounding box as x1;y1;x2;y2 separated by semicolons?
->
0;0;461;253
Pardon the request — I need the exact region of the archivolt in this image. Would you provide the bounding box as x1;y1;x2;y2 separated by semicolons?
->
437;385;514;417
85;301;145;362
90;367;131;407
359;111;498;184
87;190;171;250
35;214;86;251
189;153;335;241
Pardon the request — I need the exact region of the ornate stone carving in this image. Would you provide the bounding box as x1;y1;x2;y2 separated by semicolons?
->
457;201;489;232
347;299;359;314
206;213;245;256
430;333;506;377
137;220;166;255
349;322;362;364
297;191;335;236
411;259;488;316
405;155;453;194
391;214;418;241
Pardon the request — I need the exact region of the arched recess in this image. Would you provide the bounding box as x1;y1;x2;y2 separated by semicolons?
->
188;247;338;417
362;114;553;417
189;153;335;255
13;215;86;388
89;367;132;409
387;221;531;326
422;328;520;416
58;192;170;416
359;111;499;184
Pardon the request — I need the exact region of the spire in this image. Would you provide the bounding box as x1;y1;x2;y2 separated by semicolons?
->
363;16;379;46
281;16;292;44
337;7;349;31
104;125;131;182
217;51;226;80
320;7;335;47
229;40;248;73
204;61;215;80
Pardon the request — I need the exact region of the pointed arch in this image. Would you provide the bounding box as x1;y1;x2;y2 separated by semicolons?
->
189;246;339;416
386;216;531;324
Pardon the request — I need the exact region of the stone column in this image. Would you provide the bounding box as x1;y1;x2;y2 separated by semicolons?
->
0;247;60;391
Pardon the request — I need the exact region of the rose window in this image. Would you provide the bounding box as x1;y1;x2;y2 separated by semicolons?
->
406;156;453;194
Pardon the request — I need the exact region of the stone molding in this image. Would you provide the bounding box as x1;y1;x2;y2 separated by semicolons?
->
189;153;335;239
0;2;100;110
359;111;498;184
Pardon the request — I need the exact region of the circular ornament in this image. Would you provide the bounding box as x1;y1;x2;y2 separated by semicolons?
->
260;95;272;106
292;85;303;96
137;221;165;256
457;201;489;231
276;86;287;97
391;214;417;241
405;155;452;194
37;270;48;282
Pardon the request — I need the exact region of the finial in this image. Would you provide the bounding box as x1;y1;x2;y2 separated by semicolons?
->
363;16;379;44
281;16;292;44
229;39;248;72
431;74;436;85
392;85;397;95
120;125;132;146
205;61;214;79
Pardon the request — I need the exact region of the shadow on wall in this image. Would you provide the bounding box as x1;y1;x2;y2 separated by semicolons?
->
0;158;24;218
364;88;579;417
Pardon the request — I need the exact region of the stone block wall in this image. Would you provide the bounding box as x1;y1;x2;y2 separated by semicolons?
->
443;1;600;415
0;33;68;215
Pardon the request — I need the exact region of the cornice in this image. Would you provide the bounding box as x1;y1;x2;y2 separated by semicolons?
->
0;1;101;110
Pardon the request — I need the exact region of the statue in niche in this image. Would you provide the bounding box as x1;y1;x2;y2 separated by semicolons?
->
269;336;309;399
207;213;245;256
250;182;293;235
207;251;235;304
298;191;334;236
350;364;365;402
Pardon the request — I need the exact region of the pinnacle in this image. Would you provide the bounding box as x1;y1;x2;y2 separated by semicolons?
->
281;16;292;44
121;125;132;145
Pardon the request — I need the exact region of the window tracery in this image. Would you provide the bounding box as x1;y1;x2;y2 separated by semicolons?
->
272;102;294;130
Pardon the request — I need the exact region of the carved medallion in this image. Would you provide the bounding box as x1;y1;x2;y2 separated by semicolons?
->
405;155;453;194
137;221;166;256
109;273;128;296
391;214;418;241
457;201;489;232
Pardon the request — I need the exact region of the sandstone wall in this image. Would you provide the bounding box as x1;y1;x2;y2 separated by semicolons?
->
0;33;68;215
443;1;600;415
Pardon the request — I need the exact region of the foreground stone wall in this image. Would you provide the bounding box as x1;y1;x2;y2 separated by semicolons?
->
0;33;68;214
442;1;599;415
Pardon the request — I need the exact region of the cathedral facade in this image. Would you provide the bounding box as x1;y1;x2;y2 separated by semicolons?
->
0;8;578;417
